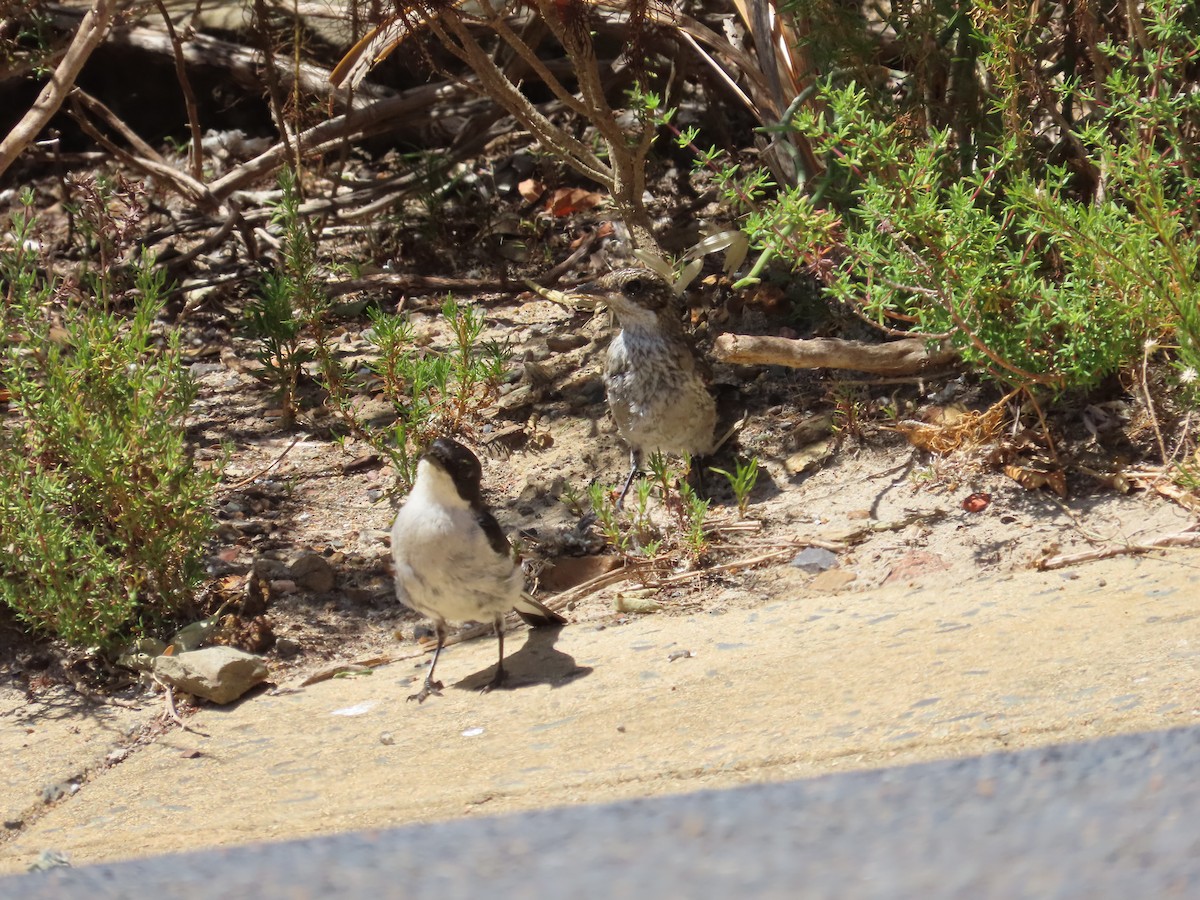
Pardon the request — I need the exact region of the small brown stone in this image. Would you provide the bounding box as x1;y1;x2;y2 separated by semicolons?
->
810;568;857;593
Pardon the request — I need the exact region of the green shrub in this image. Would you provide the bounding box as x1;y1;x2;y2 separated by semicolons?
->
734;0;1200;397
0;200;218;650
367;295;510;486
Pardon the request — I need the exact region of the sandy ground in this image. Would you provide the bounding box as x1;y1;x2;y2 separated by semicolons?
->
2;517;1198;872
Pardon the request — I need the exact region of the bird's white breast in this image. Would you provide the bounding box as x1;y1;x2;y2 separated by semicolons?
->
391;475;523;625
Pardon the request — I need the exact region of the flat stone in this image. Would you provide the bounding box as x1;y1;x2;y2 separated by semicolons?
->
546;333;589;352
810;568;857;592
883;551;951;586
152;648;268;705
289;552;335;593
790;547;839;573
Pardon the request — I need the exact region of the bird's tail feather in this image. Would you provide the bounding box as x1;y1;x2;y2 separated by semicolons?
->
515;593;567;627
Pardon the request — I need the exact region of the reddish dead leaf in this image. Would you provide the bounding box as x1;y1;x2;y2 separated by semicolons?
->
546;188;602;217
962;492;991;513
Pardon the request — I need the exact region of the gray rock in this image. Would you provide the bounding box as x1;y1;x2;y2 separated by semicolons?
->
289;552;335;593
546;333;589;352
26;849;70;872
153;647;269;705
789;547;839;573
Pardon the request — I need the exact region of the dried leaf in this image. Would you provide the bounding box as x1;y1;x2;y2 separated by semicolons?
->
545;187;602;217
962;492;992;512
1004;464;1068;497
517;178;546;203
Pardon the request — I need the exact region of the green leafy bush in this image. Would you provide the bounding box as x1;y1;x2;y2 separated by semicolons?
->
0;200;218;650
737;1;1200;396
367;295;509;485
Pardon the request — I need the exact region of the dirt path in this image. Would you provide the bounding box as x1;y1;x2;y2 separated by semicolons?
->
3;546;1197;873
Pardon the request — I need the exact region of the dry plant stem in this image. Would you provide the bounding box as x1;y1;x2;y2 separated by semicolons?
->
1019;386;1061;467
71;91;213;208
253;0;300;176
0;0;116;179
167;197;250;272
67;93;260;258
1035;529;1200;570
98;24;392;108
424;3;660;251
654;548;797;585
533;0;655;239
152;0;205;181
220;434;304;493
326;272;512;297
208;81;468;198
1140;343;1169;464
428;14;608;183
712;333;958;376
479;0;594;121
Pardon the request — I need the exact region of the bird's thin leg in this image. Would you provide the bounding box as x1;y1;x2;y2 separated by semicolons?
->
615;448;642;509
691;454;708;499
482;617;507;693
408;624;446;703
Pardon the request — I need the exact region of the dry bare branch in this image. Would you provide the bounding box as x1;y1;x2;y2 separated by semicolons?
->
0;0;117;179
713;333;958;376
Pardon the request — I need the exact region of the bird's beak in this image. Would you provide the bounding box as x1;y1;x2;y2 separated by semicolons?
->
520;279;600;310
566;281;603;309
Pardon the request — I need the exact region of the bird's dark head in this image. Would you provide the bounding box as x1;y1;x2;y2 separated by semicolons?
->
420;438;484;505
575;268;678;328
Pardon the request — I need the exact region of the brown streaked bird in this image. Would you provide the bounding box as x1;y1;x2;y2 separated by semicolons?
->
576;268;717;504
391;438;566;703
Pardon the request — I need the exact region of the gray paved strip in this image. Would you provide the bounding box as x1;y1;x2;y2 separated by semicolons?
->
4;725;1198;899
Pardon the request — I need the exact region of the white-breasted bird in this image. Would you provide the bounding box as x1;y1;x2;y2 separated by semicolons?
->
391;437;566;703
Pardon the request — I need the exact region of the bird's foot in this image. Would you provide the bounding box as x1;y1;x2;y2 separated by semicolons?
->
407;678;444;703
480;667;507;694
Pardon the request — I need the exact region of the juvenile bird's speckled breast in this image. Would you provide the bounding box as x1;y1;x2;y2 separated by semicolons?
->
606;329;716;457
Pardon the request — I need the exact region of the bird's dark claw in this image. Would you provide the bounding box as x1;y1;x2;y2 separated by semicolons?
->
480;667;507;694
407;678;444;703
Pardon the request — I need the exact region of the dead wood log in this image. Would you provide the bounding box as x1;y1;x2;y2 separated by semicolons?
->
712;333;959;377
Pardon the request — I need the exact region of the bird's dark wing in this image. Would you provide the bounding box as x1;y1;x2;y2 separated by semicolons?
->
474;507;514;560
515;593;567;627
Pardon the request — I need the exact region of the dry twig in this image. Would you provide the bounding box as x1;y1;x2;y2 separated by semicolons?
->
0;0;117;178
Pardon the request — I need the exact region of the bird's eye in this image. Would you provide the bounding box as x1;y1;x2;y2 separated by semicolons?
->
624;278;645;296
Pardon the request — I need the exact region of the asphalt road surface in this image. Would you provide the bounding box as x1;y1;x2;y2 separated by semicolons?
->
4;724;1198;899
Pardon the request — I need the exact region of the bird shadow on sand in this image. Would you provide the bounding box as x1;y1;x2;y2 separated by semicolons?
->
453;625;592;694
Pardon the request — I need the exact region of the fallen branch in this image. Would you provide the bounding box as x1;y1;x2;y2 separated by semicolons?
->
207;81;469;200
1035;529;1200;571
712;334;958;376
0;0;116;179
655;547;796;586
